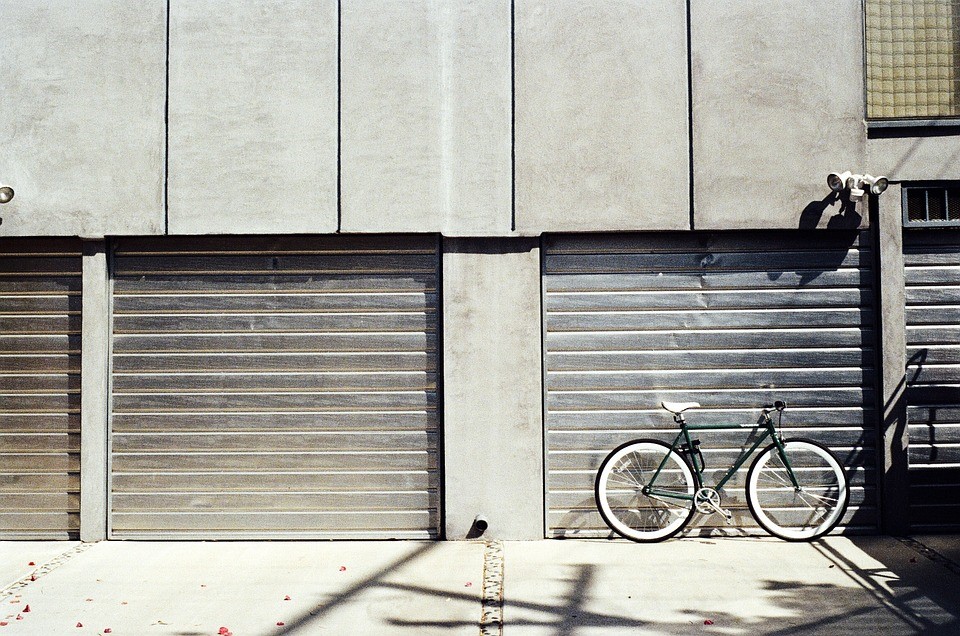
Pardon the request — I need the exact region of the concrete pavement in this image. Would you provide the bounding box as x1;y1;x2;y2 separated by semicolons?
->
0;535;956;635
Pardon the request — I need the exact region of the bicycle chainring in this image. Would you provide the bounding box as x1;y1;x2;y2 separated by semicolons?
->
694;488;722;514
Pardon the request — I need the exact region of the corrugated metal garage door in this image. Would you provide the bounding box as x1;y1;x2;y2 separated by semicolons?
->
109;236;439;539
903;229;960;531
0;239;81;538
543;232;878;537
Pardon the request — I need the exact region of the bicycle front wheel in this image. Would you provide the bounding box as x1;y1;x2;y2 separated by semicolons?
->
595;439;697;542
746;438;849;541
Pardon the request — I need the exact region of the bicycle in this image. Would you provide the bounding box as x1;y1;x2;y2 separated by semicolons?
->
594;400;849;542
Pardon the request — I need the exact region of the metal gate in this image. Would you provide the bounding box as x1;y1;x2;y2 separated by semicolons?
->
109;236;439;539
903;229;960;531
543;231;878;537
0;239;81;538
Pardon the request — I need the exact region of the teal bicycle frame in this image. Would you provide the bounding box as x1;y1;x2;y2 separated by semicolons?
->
644;410;800;502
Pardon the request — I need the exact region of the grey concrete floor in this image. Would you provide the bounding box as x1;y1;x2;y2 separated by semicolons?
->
0;535;957;635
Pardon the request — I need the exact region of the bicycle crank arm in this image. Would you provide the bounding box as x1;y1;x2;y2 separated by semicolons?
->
706;502;734;524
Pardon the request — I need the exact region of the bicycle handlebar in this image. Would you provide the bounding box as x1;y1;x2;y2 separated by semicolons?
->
762;400;787;414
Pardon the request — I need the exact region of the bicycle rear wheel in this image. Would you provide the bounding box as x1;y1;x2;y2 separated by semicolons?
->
595;439;697;542
746;438;849;541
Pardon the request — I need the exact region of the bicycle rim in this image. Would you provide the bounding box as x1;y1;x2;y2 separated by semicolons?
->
595;440;697;542
747;439;849;541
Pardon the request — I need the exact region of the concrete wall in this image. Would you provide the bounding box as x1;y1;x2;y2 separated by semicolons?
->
0;0;165;237
867;133;960;183
340;0;512;235
80;242;110;542
442;238;544;539
515;0;690;233
691;0;867;230
874;186;909;535
167;0;338;234
5;2;960;237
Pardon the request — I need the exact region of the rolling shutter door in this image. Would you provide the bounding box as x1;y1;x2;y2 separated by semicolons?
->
903;229;960;531
110;236;439;539
543;232;878;537
0;239;81;539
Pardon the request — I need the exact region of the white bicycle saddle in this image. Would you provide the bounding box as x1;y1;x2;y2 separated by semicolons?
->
661;401;701;414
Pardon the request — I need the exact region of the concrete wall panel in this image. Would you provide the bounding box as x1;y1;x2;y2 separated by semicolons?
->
341;0;512;235
867;134;960;183
0;0;165;237
692;0;866;230
442;238;544;539
167;1;338;234
515;0;689;233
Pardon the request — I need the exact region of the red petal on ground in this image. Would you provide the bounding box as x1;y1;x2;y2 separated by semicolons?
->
283;595;291;601
29;575;36;581
14;616;22;622
218;627;231;635
704;619;714;625
0;621;7;626
75;622;82;627
104;629;112;633
21;606;29;613
464;582;472;587
27;563;34;567
339;566;346;572
276;622;285;626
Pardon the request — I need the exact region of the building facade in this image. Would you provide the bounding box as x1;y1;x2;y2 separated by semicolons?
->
0;0;958;540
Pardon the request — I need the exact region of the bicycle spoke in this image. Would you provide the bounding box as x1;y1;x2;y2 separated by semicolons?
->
610;468;643;489
758;466;794;488
794;489;839;507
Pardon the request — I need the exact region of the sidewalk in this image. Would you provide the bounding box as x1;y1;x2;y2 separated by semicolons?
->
0;535;957;635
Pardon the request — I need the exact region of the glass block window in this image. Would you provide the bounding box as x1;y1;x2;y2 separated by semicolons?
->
866;1;960;119
903;184;960;225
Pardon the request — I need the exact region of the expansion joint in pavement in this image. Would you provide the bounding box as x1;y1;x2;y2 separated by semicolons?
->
480;540;504;636
0;542;94;598
897;536;960;577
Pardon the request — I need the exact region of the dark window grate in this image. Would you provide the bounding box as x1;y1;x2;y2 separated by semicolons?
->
903;184;960;225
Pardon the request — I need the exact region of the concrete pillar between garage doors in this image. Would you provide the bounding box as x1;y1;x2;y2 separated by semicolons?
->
80;240;109;541
442;238;544;539
875;186;910;535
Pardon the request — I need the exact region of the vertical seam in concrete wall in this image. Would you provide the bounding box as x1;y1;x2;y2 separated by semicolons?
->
538;235;548;537
686;0;695;231
336;0;342;233
164;0;170;235
510;0;516;233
